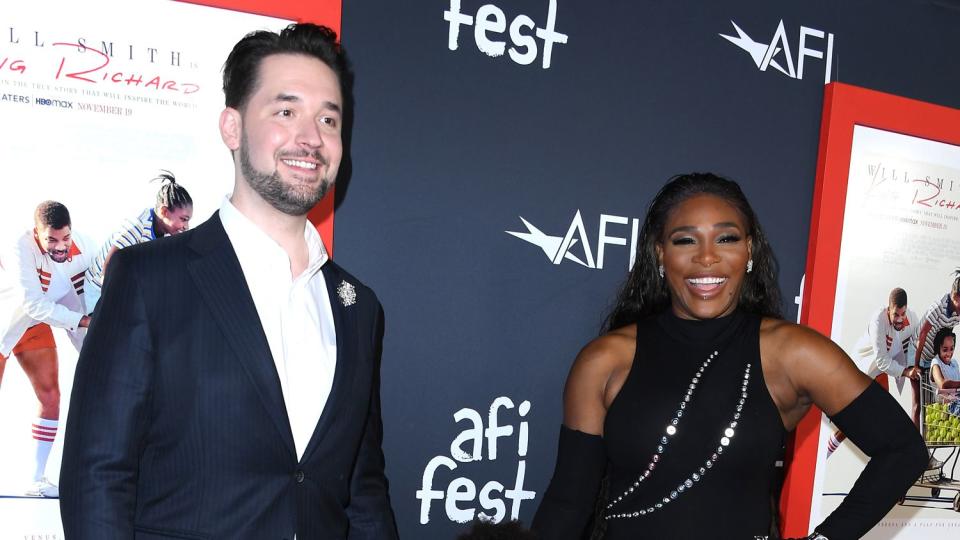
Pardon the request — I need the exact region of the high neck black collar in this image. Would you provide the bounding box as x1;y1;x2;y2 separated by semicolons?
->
655;307;746;343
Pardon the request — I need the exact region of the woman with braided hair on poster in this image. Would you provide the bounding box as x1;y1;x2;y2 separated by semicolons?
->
84;170;193;310
531;173;927;539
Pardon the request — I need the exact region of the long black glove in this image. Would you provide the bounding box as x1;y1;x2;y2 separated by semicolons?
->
531;425;607;540
814;381;927;539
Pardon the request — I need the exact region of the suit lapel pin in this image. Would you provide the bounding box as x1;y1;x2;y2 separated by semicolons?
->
337;280;356;307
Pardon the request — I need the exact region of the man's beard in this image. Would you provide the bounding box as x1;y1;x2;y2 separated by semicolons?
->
239;133;332;216
49;249;69;263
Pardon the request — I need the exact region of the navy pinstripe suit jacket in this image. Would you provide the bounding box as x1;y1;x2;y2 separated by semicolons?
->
60;213;398;540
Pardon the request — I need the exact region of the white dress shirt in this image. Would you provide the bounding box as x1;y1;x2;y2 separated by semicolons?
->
219;198;337;460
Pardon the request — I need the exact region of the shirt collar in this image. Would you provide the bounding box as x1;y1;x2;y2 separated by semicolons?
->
219;197;328;279
147;208;158;240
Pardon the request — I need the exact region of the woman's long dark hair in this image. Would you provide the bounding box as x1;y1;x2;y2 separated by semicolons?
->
602;173;783;332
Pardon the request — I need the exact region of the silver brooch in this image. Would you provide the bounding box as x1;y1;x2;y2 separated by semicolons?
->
337;280;356;307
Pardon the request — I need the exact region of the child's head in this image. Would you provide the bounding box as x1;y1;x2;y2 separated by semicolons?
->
933;327;956;364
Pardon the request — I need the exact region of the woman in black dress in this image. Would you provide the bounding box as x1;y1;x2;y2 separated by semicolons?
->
532;173;926;539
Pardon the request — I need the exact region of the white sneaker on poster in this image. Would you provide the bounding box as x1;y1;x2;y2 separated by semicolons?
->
25;477;59;498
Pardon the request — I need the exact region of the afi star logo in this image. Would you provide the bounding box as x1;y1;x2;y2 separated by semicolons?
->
719;19;834;84
506;211;640;270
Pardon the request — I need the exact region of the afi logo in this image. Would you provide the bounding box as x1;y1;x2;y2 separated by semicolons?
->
506;211;640;270
719;19;834;83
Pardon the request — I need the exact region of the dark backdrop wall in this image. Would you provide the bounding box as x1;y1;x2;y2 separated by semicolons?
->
335;1;960;538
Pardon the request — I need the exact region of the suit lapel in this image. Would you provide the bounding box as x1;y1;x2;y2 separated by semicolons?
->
186;214;296;458
300;264;358;464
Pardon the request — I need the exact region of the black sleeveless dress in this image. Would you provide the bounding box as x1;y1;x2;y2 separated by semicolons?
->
601;309;786;539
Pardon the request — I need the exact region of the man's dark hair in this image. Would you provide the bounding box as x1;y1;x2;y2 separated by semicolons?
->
34;201;71;229
153;170;193;211
888;287;908;309
952;268;960;297
456;520;537;540
222;23;345;110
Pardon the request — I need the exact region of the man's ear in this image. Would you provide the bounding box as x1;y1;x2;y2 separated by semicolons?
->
219;107;242;151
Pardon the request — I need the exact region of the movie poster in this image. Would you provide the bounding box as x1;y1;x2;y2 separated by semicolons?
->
0;1;291;535
812;125;960;538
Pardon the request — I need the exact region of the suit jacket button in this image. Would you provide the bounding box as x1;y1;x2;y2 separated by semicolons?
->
295;470;305;483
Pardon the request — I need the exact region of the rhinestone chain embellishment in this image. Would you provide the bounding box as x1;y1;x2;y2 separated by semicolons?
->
605;351;752;520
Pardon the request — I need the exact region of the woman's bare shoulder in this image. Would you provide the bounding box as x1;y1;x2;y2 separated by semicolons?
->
759;317;810;341
759;316;871;423
760;317;842;366
569;325;636;380
562;324;637;434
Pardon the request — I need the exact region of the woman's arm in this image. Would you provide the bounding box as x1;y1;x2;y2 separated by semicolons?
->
531;328;634;540
914;321;933;367
764;321;927;540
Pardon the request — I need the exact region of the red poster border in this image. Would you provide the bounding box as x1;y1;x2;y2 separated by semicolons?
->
780;82;960;536
175;0;342;254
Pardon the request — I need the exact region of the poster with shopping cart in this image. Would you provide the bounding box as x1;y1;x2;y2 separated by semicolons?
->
782;83;960;539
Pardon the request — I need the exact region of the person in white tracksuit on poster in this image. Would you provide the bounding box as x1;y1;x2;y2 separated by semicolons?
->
0;201;94;496
826;287;920;456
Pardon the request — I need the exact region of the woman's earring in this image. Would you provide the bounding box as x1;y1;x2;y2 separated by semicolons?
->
746;259;754;273
658;264;664;278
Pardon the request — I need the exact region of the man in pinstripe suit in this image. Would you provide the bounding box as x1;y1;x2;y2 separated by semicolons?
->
60;23;398;540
